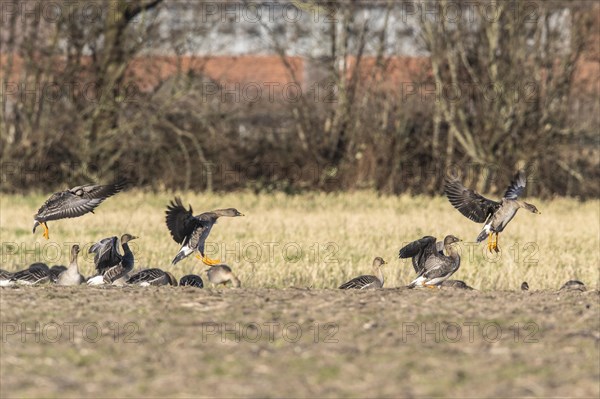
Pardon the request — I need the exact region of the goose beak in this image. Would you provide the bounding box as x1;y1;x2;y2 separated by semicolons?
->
32;220;40;233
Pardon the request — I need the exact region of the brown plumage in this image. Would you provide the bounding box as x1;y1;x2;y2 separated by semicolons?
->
339;257;387;290
559;280;586;292
179;274;204;288
56;245;85;286
206;264;241;288
444;170;540;252
87;233;137;285
399;236;444;275
406;236;462;289
440;280;474;290
33;181;126;239
0;269;13;286
126;269;178;286
166;197;244;266
10;263;51;285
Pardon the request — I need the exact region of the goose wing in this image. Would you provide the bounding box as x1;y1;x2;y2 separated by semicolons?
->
89;236;122;272
180;274;204;288
166;197;203;244
126;269;165;285
339;275;380;289
503;170;527;199
444;178;500;223
420;252;458;280
12;268;50;285
399;236;436;258
102;263;130;284
49;266;67;283
399;236;438;274
0;269;13;280
35;181;126;221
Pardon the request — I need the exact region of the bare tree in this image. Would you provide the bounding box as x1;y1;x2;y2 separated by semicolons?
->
421;0;594;195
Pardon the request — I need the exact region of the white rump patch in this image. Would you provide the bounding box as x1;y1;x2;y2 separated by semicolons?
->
410;276;427;287
87;275;105;285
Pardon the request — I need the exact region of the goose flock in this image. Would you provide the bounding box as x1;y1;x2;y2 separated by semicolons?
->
1;170;575;291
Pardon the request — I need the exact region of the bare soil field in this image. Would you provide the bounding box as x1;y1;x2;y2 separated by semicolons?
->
1;286;598;398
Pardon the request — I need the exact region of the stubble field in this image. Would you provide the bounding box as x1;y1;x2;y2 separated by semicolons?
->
1;191;599;397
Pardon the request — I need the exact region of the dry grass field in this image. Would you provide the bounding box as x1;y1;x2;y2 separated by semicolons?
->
1;192;599;398
1;191;598;290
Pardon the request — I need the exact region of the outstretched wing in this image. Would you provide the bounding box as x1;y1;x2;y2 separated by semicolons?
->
399;236;438;274
166;197;202;244
89;236;121;272
444;178;500;223
35;181;126;221
399;236;437;258
503;170;527;199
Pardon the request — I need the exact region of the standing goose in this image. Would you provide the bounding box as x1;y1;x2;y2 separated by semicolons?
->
87;233;137;285
33;180;126;239
179;274;204;288
126;268;177;286
206;264;241;288
339;257;387;290
10;263;52;285
57;245;85;286
444;170;540;252
407;235;461;288
166;197;244;266
399;236;444;275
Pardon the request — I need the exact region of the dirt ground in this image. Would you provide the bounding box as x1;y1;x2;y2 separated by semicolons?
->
1;286;598;398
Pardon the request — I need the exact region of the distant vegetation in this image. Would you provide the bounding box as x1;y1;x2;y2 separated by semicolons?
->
1;1;598;197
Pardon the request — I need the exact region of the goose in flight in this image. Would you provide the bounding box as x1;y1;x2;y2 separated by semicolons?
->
33;180;126;239
444;170;540;252
166;197;243;266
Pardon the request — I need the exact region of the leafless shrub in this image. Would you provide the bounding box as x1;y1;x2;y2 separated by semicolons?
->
0;0;597;197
